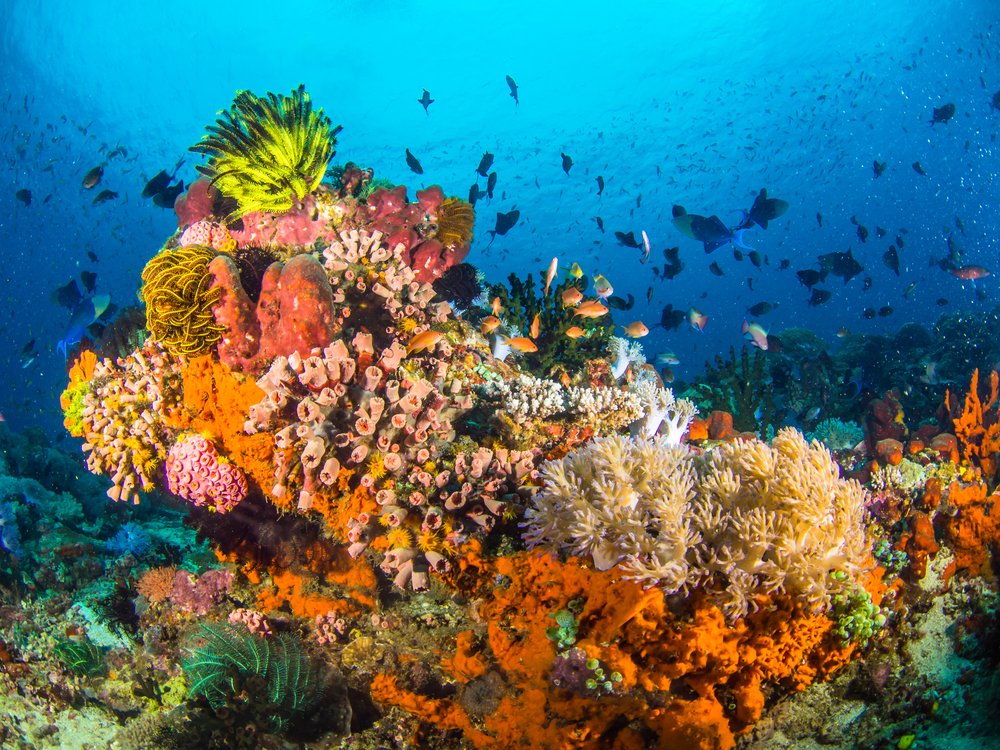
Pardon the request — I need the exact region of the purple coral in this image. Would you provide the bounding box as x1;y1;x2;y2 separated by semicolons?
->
169;568;234;616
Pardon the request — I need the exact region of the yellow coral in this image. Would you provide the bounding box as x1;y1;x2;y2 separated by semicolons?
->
436;197;475;248
385;526;415;550
140;245;225;357
367;451;387;482
191;85;339;221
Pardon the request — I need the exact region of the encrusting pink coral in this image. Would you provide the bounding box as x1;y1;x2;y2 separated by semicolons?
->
165;433;248;513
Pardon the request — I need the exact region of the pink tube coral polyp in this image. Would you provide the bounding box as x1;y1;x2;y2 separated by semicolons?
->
166;434;248;513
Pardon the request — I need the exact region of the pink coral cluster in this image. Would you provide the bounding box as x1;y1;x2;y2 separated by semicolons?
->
313;610;347;645
169;568;234;616
246;331;470;512
229;195;332;249
165;434;248;513
178;220;236;252
78;341;182;504
228;608;273;637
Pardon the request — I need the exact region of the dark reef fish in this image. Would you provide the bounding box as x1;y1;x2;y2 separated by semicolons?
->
614;230;641;248
405;148;423;174
486;209;520;245
856;224;869;243
486;171;497;199
152;181;184;208
92;189;118;205
747;301;778;316
142;170;171;199
709;261;724;276
607;293;635;311
672;204;749;254
873;160;887;178
808;288;832;306
82;165;103;189
738;188;788;230
15;188;31;206
593;216;605;233
658;303;686;331
596;175;604;196
505;74;519;105
930;102;955;125
818;248;863;284
476;152;494;177
560;152;573;175
796;269;822;289
883;246;900;275
468;183;486;206
992;90;1000;111
417;89;434;114
912;161;927;176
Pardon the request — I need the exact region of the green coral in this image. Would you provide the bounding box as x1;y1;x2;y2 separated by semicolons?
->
486;271;612;380
55;636;106;677
829;582;888;647
61;379;91;437
182;623;324;733
689;345;777;433
191;85;340;221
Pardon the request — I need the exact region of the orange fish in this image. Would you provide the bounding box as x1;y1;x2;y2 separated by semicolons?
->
565;326;587;339
406;330;443;355
622;321;649;338
480;315;501;334
530;313;541;339
574;300;609;318
544;257;559;296
506;336;539;353
561;287;583;307
687;307;708;331
492;296;503;315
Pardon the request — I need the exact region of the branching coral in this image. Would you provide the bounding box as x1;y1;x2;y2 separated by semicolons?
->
523;428;870;619
141;244;225;357
191;85;339;221
945;368;1000;480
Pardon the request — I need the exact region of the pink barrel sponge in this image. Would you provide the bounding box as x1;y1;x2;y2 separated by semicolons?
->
165;434;248;512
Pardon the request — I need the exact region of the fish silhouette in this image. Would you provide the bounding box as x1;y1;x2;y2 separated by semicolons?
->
417;89;434;114
405;148;423;174
505;75;519;105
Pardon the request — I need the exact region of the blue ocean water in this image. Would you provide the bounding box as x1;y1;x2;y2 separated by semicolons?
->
1;0;998;436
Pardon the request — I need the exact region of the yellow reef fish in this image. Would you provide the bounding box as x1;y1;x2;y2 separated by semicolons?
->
561;287;583;307
530;313;541;339
566;262;584;279
480;315;501;334
543;257;559;296
406;330;443;355
622;321;649;338
565;326;587;339
506;336;539;353
574;300;610;318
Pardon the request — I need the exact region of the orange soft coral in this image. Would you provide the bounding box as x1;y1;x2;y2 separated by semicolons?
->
946;369;1000;481
938;481;1000;577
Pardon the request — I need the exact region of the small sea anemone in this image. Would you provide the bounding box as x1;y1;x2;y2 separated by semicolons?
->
367;451;387;481
436;197;475;247
191;85;341;221
140;245;225;356
384;525;415;550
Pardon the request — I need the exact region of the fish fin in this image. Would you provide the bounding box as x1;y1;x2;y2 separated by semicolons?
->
732;228;754;251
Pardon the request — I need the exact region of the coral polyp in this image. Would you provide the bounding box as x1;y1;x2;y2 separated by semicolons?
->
191;84;340;221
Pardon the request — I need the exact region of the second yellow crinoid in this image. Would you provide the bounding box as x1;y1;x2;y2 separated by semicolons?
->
140;245;224;357
191;85;340;221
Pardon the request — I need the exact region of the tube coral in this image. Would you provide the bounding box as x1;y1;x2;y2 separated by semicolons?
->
140;244;225;357
191;85;340;221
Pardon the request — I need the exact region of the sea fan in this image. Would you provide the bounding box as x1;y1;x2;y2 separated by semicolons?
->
191;85;341;221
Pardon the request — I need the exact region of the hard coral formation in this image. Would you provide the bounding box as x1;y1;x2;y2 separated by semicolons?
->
191;85;339;221
140;244;225;357
524;428;870;619
165;433;248;513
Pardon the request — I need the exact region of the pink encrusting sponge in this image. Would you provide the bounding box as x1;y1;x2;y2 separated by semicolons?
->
165;433;248;512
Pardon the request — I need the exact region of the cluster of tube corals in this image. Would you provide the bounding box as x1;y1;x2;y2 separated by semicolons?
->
523;428;870;619
77;341;182;504
165;433;248;513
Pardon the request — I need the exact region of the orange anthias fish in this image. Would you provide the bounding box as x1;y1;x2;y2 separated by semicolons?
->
622;321;649;338
561;287;583;308
480;315;501;334
950;265;991;280
565;326;587;339
687;307;708;331
506;336;539;353
406;330;443;355
492;296;503;315
544;257;559;296
529;313;541;339
741;319;768;350
574;300;610;318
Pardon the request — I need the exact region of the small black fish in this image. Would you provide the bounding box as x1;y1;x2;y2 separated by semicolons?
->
779;259;791;271
560;152;573;175
930;102;955;125
875;226;887;238
607;293;634;311
733;248;744;262
896;234;905;248
856;224;869;243
936;297;949;306
748;301;777;316
709;261;724;276
818;248;863;284
614;230;640;248
878;305;894;317
469;183;485;207
152;181;184;208
903;281;917;299
873;160;887;178
486;171;497;199
647;286;654;303
796;269;822;289
912;161;927;176
80;270;97;295
992;90;1000;111
142;170;171;199
659;303;686;331
955;216;965;235
505;74;519;105
748;250;763;268
405;148;423;174
15;188;31;206
82;165;103;189
596;175;604;196
417;89;434;114
816;212;823;227
87;250;98;263
92;189;118;205
593;216;605;233
883;246;900;275
489;209;520;241
863;308;877;319
20;338;37;369
476;152;494;177
808;288;832;306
